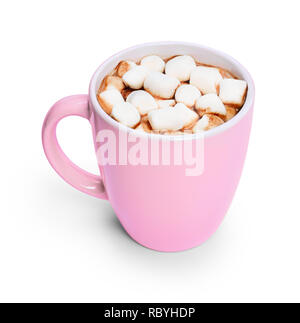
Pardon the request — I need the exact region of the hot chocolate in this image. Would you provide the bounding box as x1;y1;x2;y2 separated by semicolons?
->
97;55;247;135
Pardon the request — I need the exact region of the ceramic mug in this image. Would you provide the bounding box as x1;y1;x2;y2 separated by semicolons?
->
42;42;254;252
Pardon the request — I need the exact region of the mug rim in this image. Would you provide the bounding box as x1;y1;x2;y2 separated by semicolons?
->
89;41;255;141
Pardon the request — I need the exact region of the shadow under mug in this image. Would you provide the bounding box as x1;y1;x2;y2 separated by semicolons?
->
42;42;254;252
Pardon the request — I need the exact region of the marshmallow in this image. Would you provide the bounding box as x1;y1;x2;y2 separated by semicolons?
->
111;102;141;128
98;89;124;115
219;79;247;107
193;114;224;133
122;66;148;90
148;103;198;131
173;103;199;129
148;107;184;131
175;84;201;108
190;66;222;94
144;72;180;99
195;93;226;116
103;76;125;92
165;55;196;81
116;60;137;77
157;99;176;109
140;55;165;73
126;90;158;115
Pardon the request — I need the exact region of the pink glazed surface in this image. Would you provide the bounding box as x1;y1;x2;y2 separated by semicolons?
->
42;42;255;252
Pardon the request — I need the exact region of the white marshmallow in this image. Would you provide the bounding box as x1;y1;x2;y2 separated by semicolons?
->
144;72;180;99
175;84;201;108
193;115;209;133
126;90;158;115
195;93;226;116
165;55;196;81
103;76;125;92
140;55;165;73
116;61;137;77
173;103;199;128
148;107;184;131
98;89;124;115
148;103;198;131
193;114;224;133
219;79;247;107
122;66;148;90
190;66;222;94
157;99;176;109
111;102;141;128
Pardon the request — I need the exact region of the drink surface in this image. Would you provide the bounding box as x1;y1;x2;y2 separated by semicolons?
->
97;55;248;135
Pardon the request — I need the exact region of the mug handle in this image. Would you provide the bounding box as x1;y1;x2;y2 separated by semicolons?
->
42;94;108;200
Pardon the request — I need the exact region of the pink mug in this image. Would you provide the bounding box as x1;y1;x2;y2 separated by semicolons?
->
42;42;254;252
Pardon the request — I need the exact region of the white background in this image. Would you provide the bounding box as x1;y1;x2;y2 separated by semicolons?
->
0;0;299;303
